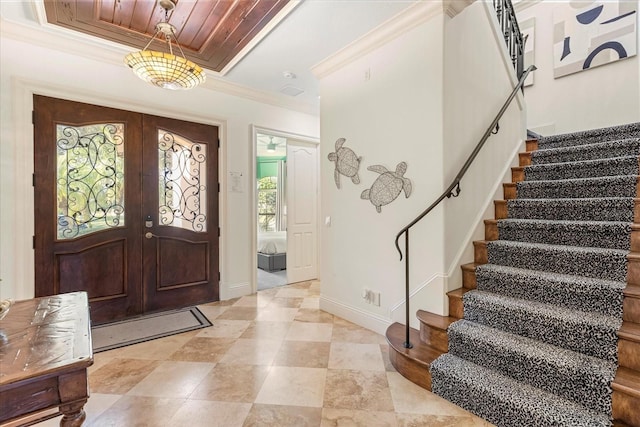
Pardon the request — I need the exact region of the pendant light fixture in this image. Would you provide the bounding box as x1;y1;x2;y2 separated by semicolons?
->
124;0;206;90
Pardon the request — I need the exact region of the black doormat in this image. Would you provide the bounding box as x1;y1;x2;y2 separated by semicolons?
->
91;307;212;353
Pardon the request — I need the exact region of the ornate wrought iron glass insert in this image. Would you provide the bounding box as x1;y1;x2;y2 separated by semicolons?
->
158;129;208;232
56;123;125;240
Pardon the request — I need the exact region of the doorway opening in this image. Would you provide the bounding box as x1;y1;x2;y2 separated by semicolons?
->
256;133;288;291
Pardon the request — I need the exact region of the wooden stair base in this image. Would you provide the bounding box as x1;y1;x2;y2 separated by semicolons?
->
386;322;441;390
494;199;640;222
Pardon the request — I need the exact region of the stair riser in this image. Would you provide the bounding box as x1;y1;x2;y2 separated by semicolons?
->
613;390;640;427
515;177;640;200
628;255;640;287
496;221;632;250
532;140;640;165
618;338;640;371
448;293;464;319
463;295;619;361
419;325;448;353
525;139;538;152
388;349;432;390
537;124;640;150
524;158;640;182
461;264;477;289
623;294;640;323
478;241;628;282
430;360;611;427
448;328;614;413
511;168;524;183
475;268;623;318
497;199;640;222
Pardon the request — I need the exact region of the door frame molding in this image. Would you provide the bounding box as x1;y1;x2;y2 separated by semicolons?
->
250;125;320;294
7;77;227;299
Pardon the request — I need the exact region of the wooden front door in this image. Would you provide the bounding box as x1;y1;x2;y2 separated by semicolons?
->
34;96;219;324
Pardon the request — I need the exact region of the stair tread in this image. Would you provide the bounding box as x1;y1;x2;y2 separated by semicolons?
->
416;310;457;331
535;136;640;155
517;174;639;185
526;154;639;168
537;123;639;149
613;366;640;399
476;263;626;290
446;288;467;298
465;290;621;329
486;239;629;256
625;284;640;297
450;319;616;374
618;321;640;342
430;353;611;426
386;322;442;366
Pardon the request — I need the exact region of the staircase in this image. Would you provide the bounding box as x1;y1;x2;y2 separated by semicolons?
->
386;122;640;426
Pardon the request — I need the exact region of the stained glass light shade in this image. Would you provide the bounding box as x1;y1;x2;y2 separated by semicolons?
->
124;50;205;90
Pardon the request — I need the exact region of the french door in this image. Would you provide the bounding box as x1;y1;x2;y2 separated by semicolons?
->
34;95;219;324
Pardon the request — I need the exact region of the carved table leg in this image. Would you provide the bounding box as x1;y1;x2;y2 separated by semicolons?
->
59;401;87;427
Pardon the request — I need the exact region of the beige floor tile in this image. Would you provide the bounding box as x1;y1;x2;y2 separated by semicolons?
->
104;333;193;360
190;364;270;402
87;395;185;427
169;337;235;362
300;297;320;309
268;296;304;308
168;400;252;427
255;307;299;322
396;413;494;426
255;366;327;407
215;306;259;321
295;308;335;323
324;369;394;412
243;404;322;427
89;358;161;394
87;350;117;375
127;361;214;398
380;344;397;372
274;288;310;298
196;319;251;338
328;342;385;371
196;305;230;319
387;372;473;416
331;319;387;344
321;408;399;427
232;294;269;308
30;393;122;427
286;321;333;342
239;321;292;340
218;338;282;365
273;341;331;368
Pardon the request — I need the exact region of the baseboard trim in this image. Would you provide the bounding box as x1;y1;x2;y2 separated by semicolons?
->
320;295;392;336
221;282;251;300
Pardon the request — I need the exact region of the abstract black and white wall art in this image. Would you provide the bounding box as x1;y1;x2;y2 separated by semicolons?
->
520;17;535;86
553;1;637;78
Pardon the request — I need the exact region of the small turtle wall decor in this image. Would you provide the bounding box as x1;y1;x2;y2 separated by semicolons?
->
327;138;362;189
361;162;412;213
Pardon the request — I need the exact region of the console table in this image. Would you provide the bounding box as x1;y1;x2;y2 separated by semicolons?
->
0;292;93;426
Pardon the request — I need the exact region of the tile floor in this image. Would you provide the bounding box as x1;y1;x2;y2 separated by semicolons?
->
33;281;493;427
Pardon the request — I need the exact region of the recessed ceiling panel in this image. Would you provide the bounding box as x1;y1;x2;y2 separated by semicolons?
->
43;0;291;73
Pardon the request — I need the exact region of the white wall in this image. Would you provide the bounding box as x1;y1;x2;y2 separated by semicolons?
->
515;1;640;134
316;3;447;333
315;1;527;334
0;19;319;301
442;1;526;294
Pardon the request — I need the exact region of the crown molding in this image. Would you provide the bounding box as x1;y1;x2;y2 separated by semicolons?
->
311;1;444;80
0;15;319;116
444;0;475;18
513;0;543;13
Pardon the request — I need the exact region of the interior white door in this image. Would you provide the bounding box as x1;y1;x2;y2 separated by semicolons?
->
286;141;318;283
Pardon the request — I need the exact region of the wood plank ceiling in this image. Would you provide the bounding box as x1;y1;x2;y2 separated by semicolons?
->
43;0;291;73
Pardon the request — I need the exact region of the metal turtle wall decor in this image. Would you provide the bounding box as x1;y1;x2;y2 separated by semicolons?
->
361;162;412;213
327;138;362;189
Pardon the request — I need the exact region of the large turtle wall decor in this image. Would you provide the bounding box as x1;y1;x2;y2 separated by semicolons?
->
361;162;412;213
327;138;362;189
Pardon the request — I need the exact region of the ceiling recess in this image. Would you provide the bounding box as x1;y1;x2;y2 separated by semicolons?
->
43;0;291;73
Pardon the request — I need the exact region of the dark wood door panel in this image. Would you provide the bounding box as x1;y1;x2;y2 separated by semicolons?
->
34;96;219;323
34;95;143;324
142;114;219;312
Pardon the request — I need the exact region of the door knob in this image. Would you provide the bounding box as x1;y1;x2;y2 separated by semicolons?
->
145;232;157;239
